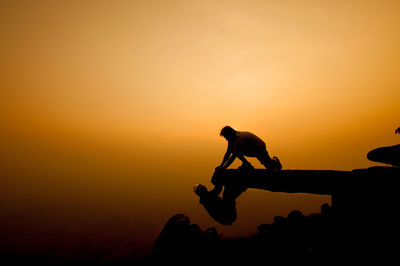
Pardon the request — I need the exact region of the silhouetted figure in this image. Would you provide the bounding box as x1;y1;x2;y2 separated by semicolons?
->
215;126;282;171
367;127;400;167
193;184;244;225
208;126;282;199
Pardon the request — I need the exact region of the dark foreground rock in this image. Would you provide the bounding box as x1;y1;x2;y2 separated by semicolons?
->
142;204;374;264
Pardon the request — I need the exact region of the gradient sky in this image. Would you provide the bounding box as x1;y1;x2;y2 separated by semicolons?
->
1;0;399;257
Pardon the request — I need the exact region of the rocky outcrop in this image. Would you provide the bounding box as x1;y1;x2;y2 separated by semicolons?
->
149;205;351;264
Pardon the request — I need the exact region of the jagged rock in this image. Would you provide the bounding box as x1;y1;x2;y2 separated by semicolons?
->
151;214;219;264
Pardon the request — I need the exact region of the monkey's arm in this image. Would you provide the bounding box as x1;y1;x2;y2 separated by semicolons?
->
216;143;234;170
221;153;237;169
219;151;231;168
396;127;400;134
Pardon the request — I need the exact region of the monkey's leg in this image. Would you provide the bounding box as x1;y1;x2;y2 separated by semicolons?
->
256;150;274;169
257;151;282;171
237;154;254;169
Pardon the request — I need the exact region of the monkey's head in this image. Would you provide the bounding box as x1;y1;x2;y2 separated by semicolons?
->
220;126;236;141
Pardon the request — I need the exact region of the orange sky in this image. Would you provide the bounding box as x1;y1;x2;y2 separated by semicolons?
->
1;0;399;251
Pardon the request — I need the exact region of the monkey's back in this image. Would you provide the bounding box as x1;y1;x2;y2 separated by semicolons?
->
234;131;266;154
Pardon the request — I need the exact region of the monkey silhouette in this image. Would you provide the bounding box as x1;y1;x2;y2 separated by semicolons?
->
215;126;282;171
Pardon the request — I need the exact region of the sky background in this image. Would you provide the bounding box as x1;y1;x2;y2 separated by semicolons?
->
1;0;399;259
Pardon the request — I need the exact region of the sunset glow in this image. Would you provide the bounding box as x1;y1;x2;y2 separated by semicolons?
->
1;0;399;258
